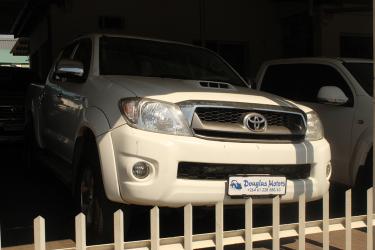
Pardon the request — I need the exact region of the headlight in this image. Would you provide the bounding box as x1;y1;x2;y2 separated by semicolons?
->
305;111;324;141
120;98;192;136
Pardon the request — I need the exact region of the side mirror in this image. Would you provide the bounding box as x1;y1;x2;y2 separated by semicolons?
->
317;86;349;105
55;59;84;78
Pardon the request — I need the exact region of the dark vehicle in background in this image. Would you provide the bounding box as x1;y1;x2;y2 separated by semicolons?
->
0;67;35;142
256;58;373;189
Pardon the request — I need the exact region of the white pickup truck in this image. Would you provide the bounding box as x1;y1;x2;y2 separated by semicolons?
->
256;58;373;188
26;34;331;236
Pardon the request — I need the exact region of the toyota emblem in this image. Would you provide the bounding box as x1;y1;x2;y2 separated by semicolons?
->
244;113;267;132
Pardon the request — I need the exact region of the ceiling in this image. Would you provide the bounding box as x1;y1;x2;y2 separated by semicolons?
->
0;0;372;35
0;0;28;34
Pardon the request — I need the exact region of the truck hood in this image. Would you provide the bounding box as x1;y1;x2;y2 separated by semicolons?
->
104;75;312;112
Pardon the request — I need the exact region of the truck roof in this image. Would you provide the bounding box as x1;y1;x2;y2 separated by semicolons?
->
75;33;202;50
263;57;373;66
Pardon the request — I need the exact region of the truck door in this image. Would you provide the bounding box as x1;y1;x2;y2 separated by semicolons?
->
258;63;356;185
55;39;92;162
41;42;78;159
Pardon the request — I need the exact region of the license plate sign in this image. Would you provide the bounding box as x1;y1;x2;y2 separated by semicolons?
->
228;176;287;197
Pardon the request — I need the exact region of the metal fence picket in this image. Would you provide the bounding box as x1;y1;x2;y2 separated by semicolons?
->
215;201;224;250
184;204;193;250
114;210;124;250
245;198;253;250
298;193;306;250
345;189;352;250
150;206;160;250
272;196;280;250
33;216;46;250
75;213;86;250
4;188;375;250
367;188;373;250
323;191;330;250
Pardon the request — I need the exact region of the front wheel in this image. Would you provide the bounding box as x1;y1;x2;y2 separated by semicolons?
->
353;152;373;214
79;165;106;239
77;140;132;244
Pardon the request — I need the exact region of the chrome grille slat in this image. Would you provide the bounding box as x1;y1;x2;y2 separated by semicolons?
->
196;108;243;123
178;101;306;142
192;106;306;142
195;107;301;127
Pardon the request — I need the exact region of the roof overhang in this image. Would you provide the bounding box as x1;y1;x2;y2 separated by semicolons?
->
0;0;28;34
11;37;30;56
11;0;52;37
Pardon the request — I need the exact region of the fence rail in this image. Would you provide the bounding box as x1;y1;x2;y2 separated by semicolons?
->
2;188;375;250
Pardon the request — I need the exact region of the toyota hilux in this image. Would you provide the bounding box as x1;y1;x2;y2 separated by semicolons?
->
26;34;331;236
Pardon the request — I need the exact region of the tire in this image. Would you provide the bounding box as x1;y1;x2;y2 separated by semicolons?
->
355;152;373;189
353;152;373;214
76;138;132;244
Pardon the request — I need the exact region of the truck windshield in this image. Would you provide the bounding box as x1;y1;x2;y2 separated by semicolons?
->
343;62;373;96
99;36;246;87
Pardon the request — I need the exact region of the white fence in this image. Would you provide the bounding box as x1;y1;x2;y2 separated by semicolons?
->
4;188;375;250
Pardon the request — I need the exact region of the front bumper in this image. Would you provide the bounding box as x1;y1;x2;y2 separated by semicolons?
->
109;125;331;207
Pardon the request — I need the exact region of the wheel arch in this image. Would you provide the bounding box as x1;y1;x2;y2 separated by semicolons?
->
72;107;123;203
351;128;373;185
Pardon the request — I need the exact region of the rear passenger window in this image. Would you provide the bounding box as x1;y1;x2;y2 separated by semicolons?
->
261;64;354;106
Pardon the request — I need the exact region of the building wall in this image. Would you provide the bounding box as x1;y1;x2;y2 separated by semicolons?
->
44;0;284;77
319;11;372;57
26;0;373;81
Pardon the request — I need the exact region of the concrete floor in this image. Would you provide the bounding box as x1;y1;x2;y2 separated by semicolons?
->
0;143;370;249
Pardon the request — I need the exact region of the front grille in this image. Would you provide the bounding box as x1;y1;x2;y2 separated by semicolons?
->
178;162;311;180
195;107;304;129
0;105;24;121
196;108;242;124
192;106;306;142
193;129;305;141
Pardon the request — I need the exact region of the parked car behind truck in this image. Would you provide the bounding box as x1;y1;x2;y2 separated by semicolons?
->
256;57;373;188
0;66;35;143
26;34;331;237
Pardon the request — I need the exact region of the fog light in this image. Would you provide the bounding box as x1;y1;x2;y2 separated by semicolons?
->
132;162;151;179
326;162;332;179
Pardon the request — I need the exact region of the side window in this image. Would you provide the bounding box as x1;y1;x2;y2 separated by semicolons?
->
51;43;78;82
72;39;92;82
261;65;298;100
261;64;354;106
